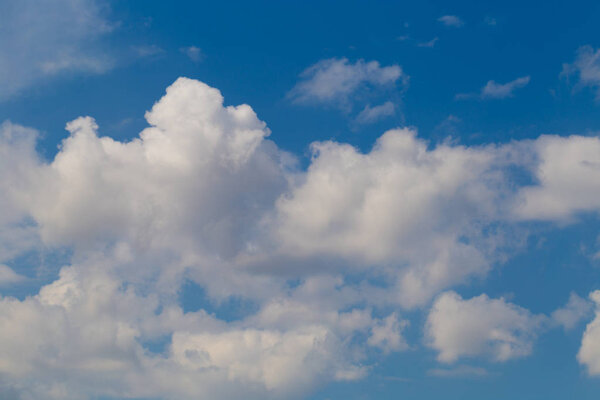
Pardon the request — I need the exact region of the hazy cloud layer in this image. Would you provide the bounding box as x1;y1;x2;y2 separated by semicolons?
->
0;0;115;99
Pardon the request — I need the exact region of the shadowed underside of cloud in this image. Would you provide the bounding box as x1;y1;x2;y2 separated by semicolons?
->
0;78;600;399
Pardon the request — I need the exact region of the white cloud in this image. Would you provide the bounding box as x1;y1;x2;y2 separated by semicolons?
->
438;15;464;28
1;77;600;398
578;291;600;375
481;76;530;99
426;292;543;363
355;101;396;124
552;292;593;330
275;128;506;308
181;46;203;63
457;76;530;100
0;0;115;99
562;46;600;100
513;134;600;221
367;313;409;354
287;58;406;110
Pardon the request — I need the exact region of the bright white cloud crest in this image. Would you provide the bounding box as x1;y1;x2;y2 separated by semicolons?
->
1;77;600;399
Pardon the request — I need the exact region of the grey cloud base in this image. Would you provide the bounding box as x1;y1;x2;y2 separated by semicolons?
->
0;78;600;399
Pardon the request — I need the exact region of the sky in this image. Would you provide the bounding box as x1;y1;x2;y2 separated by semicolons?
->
1;0;600;399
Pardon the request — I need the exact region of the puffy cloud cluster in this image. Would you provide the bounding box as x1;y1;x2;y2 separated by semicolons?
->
426;292;544;363
1;77;600;398
514;134;600;220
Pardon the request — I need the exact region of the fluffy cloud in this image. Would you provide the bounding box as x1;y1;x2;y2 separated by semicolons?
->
0;0;114;99
1;77;600;398
552;292;593;330
514;134;600;221
275;128;508;307
426;292;543;363
578;291;600;375
0;260;388;400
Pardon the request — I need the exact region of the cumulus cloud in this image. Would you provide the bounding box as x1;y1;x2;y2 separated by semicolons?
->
1;77;600;398
275;128;509;308
562;45;600;100
438;15;464;28
456;76;530;100
426;292;544;363
578;291;600;375
287;58;406;110
513;134;600;221
552;292;594;330
0;0;115;99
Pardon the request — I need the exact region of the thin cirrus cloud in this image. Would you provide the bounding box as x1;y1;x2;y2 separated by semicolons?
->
1;78;600;399
0;0;115;100
417;37;439;48
456;76;531;100
354;101;396;124
438;15;464;28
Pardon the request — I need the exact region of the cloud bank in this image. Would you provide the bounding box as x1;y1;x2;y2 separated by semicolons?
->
0;77;600;399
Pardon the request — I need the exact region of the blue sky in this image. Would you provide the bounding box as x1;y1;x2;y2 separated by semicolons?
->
1;1;600;399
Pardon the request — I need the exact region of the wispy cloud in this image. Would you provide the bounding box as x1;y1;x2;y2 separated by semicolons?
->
132;44;165;58
456;76;530;100
417;37;439;48
562;45;600;100
428;365;488;378
484;16;497;26
288;58;406;109
0;0;116;99
355;101;396;124
181;46;204;63
438;15;464;28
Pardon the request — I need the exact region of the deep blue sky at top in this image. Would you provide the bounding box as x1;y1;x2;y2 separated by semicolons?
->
2;0;600;160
